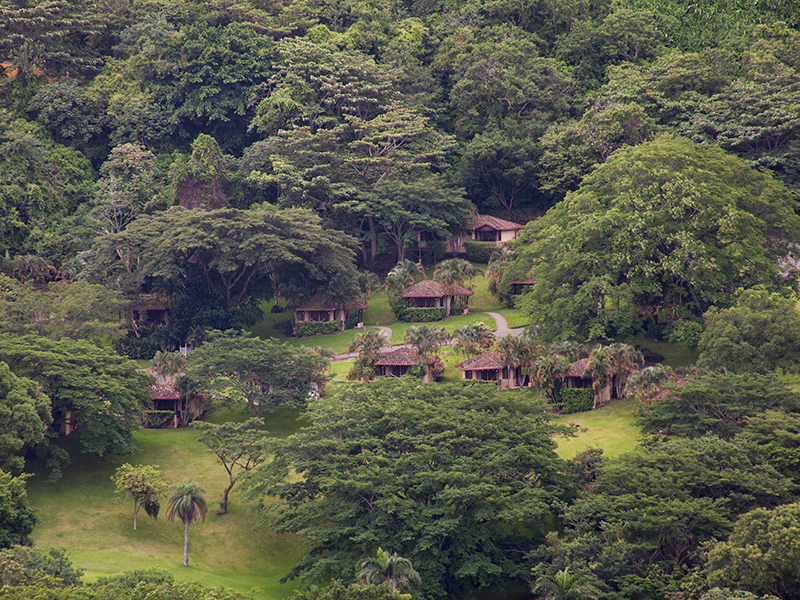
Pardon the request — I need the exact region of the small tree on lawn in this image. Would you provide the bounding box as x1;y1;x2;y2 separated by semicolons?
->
192;418;267;515
112;464;168;531
166;480;207;567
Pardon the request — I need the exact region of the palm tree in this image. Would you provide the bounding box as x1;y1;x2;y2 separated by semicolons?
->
166;480;208;566
404;325;449;360
487;246;515;297
585;347;614;409
627;364;674;404
607;343;643;398
347;329;389;381
356;547;422;594
532;567;599;600
531;354;572;405
452;323;495;359
385;261;424;293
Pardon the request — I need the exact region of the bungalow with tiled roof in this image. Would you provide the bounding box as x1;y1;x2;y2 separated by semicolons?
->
564;359;612;406
148;383;183;428
402;280;473;319
374;348;436;383
294;295;368;332
448;214;524;254
456;351;524;389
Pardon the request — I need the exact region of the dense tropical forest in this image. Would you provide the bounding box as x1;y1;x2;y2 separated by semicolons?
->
2;0;800;599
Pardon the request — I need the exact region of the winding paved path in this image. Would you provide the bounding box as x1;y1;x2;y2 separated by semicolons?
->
475;311;525;338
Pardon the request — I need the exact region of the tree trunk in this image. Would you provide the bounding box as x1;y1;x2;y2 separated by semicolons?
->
134;501;139;531
368;215;377;259
221;480;235;515
183;520;190;566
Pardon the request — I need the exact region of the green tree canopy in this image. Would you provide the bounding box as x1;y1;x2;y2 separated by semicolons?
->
0;334;149;469
0;472;36;550
243;378;575;600
638;372;800;440
93;205;358;310
192;418;267;515
0;361;51;474
111;464;168;531
698;288;800;374
187;331;328;418
510;135;800;343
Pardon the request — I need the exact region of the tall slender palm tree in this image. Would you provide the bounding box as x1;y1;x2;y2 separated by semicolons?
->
586;348;614;409
357;547;422;593
607;343;643;398
166;480;207;566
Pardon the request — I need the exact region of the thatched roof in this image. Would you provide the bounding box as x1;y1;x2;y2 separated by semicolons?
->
466;215;524;231
457;351;505;370
402;280;473;298
567;358;590;378
375;348;417;366
295;295;368;310
148;384;181;400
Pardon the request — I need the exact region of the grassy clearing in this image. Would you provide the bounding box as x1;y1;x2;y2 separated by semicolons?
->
389;313;498;344
551;397;641;460
490;308;528;329
27;407;307;599
626;335;698;368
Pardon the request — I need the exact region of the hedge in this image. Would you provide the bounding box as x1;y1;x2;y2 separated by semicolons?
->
399;307;447;322
464;240;494;263
142;410;175;429
295;320;341;336
559;388;594;414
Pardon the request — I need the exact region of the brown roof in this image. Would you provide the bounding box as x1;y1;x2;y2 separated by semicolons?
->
375;348;417;366
568;358;590;378
295;295;368;310
457;351;505;370
149;384;181;400
132;294;172;310
402;280;473;298
466;215;524;232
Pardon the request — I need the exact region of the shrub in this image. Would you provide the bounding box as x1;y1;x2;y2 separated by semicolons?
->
141;410;175;428
295;321;341;336
344;310;361;330
464;240;494;263
399;307;446;322
274;319;294;336
559;388;594;414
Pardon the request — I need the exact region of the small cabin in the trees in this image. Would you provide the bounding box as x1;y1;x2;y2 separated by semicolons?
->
402;280;473;317
565;358;612;405
374;348;435;383
456;351;524;388
148;384;183;428
448;215;523;254
294;296;367;331
131;294;172;326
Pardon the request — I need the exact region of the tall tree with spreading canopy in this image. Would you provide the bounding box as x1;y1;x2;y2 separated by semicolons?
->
510;135;800;343
187;331;328;417
192;418;267;515
243;378;575;600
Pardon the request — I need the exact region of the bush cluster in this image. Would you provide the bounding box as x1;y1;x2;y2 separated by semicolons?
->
559;388;594;414
399;307;446;322
295;321;341;337
141;410;175;429
464;241;494;263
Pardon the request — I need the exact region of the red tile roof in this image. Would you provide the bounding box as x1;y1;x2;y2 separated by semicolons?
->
568;358;590;378
375;348;417;366
457;351;505;370
466;215;524;231
402;280;473;298
295;295;368;310
149;384;181;400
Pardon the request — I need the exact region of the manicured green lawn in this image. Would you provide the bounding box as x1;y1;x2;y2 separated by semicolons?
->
551;397;642;460
27;407;307;599
491;308;529;329
389;313;498;344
